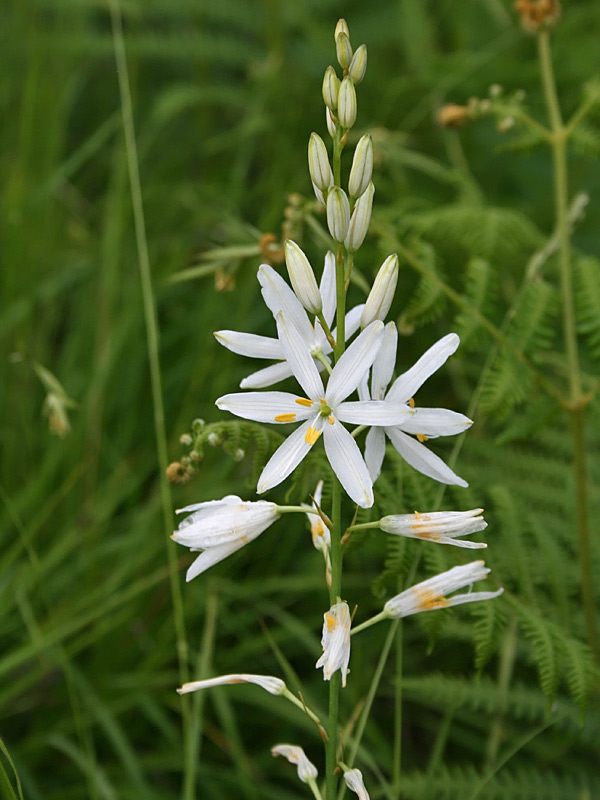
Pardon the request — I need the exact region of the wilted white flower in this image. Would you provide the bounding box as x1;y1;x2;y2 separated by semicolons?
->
316;601;351;686
359;322;471;486
177;673;286;696
172;496;280;581
379;509;488;549
384;561;503;619
344;768;370;799
304;480;330;553
215;259;364;389
218;316;426;508
272;744;318;784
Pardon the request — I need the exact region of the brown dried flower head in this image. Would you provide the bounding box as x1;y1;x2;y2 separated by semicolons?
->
514;0;561;33
436;104;471;128
166;461;194;484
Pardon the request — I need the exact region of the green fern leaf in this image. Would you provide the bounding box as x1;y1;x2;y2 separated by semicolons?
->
574;256;600;362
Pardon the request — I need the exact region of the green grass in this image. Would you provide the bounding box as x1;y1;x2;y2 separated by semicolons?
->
2;0;600;797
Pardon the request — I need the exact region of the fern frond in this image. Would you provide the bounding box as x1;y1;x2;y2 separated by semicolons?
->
398;240;447;330
472;599;508;672
574;256;600;362
454;258;492;347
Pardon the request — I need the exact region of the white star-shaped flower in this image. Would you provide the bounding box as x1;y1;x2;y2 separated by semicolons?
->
217;316;423;508
214;257;364;389
359;322;472;486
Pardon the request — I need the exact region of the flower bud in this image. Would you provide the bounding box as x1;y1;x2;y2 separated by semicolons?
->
337;77;357;129
312;181;326;207
284;240;322;314
326;107;337;139
326;187;350;243
335;32;353;69
308;133;333;192
334;18;350;39
348;134;373;198
322;66;340;111
344;181;374;252
360;254;399;328
348;43;367;84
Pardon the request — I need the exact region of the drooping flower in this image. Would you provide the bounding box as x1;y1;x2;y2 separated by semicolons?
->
359;322;472;486
177;673;286;696
271;744;318;784
214;257;364;389
379;509;488;549
171;496;280;581
217;316;424;508
316;601;351;686
303;480;332;586
383;561;503;619
344;768;371;799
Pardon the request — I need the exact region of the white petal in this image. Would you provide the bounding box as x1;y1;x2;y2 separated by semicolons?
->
337;400;415;426
276;313;324;400
385;427;468;487
271;744;318;783
344;768;371;799
258;264;314;340
216;391;315;423
371;322;397;399
357;374;371;402
178;674;286;696
365;426;386;481
320;251;337;327
186;540;245;580
341;303;366;341
258;417;323;493
387;333;460;403
323;418;373;508
327;321;384;406
397;408;472;436
214;330;283;360
240;361;294;389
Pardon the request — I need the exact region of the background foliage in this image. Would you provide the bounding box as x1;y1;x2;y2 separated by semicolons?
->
1;0;599;798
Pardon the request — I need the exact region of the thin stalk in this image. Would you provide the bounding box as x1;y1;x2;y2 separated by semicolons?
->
392;620;403;796
538;30;597;658
109;3;193;796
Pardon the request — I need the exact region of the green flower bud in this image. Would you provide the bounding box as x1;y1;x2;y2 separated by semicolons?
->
334;18;350;40
326;107;337;139
284;240;322;314
344;182;374;252
336;32;353;70
326;187;350;243
361;254;399;328
337;77;357;129
348;44;367;84
308;133;333;192
348;133;373;198
322;66;340;111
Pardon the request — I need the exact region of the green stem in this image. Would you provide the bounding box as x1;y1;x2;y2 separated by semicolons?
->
317;310;336;350
538;31;597;658
350;611;388;636
326;478;343;799
392;620;403;796
109;3;193;796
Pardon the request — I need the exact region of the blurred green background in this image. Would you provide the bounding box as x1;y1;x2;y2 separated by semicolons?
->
2;1;600;798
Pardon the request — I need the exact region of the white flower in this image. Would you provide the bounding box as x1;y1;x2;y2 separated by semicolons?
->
383;560;504;619
344;768;370;799
359;322;472;487
171;496;280;581
271;744;318;783
177;673;286;696
379;509;488;549
217;316;423;508
214;258;364;390
304;480;330;553
316;601;351;686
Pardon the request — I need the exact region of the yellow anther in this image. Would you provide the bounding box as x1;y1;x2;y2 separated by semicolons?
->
312;521;325;538
275;413;297;422
328;415;334;425
305;426;323;446
416;433;428;443
325;613;336;631
319;397;327;404
413;587;450;611
295;398;314;407
408;397;416;409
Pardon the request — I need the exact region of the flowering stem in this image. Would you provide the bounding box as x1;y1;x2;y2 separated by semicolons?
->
307;776;325;800
350;611;388;636
538;30;598;658
317;311;336;350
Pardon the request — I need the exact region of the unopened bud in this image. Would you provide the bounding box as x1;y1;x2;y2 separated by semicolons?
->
334;18;350;39
436;103;471;128
233;448;245;462
336;32;353;70
326;187;350;243
284;240;322;314
179;433;193;446
326;107;337;139
348;44;367;84
348;134;373;198
361;254;399;328
308;133;334;192
322;66;340;111
312;181;326;207
344;182;374;252
207;432;221;447
337;77;357;129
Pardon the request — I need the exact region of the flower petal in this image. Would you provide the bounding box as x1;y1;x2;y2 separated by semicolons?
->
258;264;314;340
387;333;460;403
216;391;315;423
276;312;325;400
320;251;337;328
371;321;397;400
214;330;283;360
323;418;374;508
385;427;468;487
178;674;286;696
396;408;472;436
336;400;415;426
258;416;323;493
327;321;384;406
332;302;366;346
185;540;246;580
240;361;294;389
364;425;386;481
